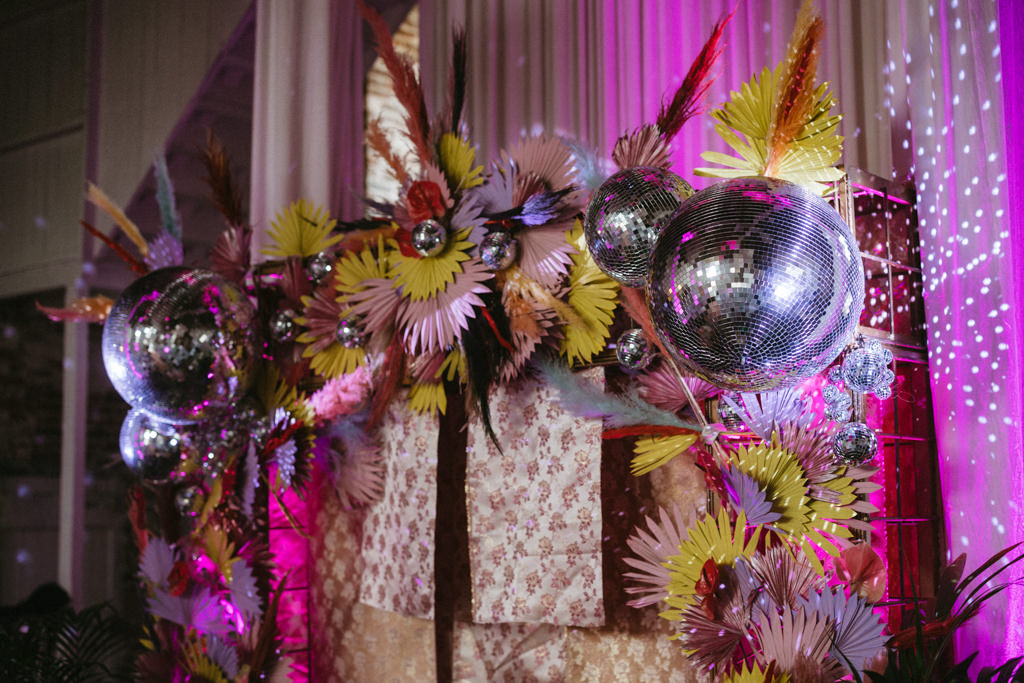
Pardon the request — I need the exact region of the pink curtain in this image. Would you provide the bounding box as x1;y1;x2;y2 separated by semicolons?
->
887;0;1024;664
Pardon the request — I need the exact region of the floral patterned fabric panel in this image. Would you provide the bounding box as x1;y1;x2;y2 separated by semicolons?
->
466;368;606;627
358;394;440;618
453;621;567;682
562;627;697;682
310;474;436;681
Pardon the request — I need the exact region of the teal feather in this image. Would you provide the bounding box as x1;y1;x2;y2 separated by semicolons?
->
153;154;182;242
534;355;700;431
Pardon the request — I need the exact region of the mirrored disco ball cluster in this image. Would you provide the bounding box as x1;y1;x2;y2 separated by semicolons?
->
840;338;895;399
102;267;259;424
584;166;694;287
647;177;864;393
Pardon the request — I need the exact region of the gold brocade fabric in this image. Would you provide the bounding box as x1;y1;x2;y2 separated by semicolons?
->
309;370;710;681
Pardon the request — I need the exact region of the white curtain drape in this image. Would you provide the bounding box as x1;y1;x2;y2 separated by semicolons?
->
250;0;364;257
886;0;1024;666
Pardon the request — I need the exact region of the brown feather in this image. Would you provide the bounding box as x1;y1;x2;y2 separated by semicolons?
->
368;331;405;431
198;131;246;227
764;0;824;177
366;117;411;186
448;27;467;133
357;0;432;165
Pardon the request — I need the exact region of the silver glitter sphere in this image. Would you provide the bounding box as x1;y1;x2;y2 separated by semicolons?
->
480;231;518;270
306;251;335;283
832;422;878;464
270;309;297;343
411;219;448;257
335;318;365;348
647;177;864;393
841;339;894;397
119;409;184;482
584;166;694;287
183;417;250;475
102;267;258;423
175;485;201;517
615;328;653;370
717;392;749;431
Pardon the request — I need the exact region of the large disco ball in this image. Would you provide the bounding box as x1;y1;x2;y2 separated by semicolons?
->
584;166;694;287
102;267;258;423
648;177;864;392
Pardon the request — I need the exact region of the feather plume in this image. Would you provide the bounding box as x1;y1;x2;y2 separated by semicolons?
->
153;154;182;241
448;27;467;132
461;294;511;451
764;0;824;177
366;117;411;187
656;11;733;141
357;0;431;164
619;286;675;360
85;182;148;257
564;137;610;191
198;131;246;227
80;220;147;274
534;355;700;431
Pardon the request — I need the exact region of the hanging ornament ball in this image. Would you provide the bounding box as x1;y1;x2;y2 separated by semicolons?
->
269;309;297;343
647;177;865;393
175;485;201;517
102;267;259;423
584;166;694;287
841;339;895;395
335;318;365;349
119;409;185;482
182;417;250;476
717;392;749;431
306;251;334;283
411;219;449;257
480;231;518;270
615;328;653;370
832;421;878;465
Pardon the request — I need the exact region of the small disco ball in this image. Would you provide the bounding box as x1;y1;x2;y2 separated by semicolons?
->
615;328;653;370
480;231;518;270
102;267;258;423
717;392;749;431
306;251;335;283
184;417;249;476
584;166;694;287
832;422;878;465
119;409;185;482
269;309;297;343
647;177;864;393
335;318;365;348
411;219;448;257
841;338;895;397
175;485;201;517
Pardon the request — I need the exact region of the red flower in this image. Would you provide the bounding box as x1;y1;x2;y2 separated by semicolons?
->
167;560;190;597
406;181;446;222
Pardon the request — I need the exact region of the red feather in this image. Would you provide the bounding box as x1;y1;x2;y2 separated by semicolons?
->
480;307;515;353
602;424;698;440
81;220;148;275
655;11;734;141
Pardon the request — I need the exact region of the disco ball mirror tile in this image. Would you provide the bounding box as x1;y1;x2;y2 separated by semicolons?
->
102;267;259;423
584;166;694;287
647;177;865;392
